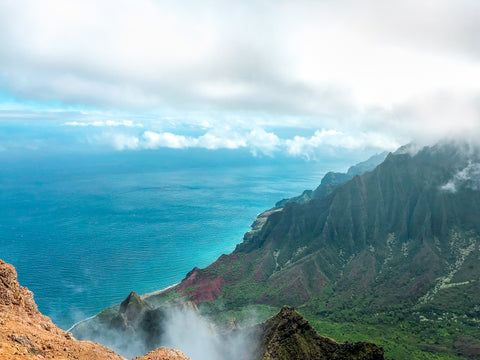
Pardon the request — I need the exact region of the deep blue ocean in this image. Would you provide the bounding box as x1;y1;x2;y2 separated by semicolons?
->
0;148;359;329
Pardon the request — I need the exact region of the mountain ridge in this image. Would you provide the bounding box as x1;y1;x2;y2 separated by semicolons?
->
74;141;480;359
162;141;480;359
274;151;388;209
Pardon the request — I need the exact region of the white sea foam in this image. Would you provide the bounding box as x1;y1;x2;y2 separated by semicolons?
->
67;314;97;332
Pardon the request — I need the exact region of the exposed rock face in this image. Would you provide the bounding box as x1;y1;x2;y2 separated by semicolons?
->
0;259;189;360
0;259;37;313
256;306;384;360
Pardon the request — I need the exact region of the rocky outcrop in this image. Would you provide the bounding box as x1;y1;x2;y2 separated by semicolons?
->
256;306;384;360
0;259;37;313
0;259;190;360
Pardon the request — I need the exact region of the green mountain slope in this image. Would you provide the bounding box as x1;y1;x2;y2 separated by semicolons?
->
160;142;480;359
75;142;480;359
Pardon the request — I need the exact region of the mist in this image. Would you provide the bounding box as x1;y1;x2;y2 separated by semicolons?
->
73;304;259;360
160;306;257;360
441;161;480;193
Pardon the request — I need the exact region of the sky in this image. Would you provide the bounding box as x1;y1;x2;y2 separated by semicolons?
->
1;0;480;158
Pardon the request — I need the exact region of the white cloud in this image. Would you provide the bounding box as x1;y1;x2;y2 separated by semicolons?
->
96;126;394;157
247;128;281;156
285;130;399;159
139;130;254;152
2;0;480;146
142;131;190;149
441;162;480;192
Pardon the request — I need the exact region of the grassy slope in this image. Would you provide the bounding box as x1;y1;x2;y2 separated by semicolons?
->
80;144;480;360
196;301;474;360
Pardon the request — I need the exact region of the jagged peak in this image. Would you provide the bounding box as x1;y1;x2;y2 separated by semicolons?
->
120;291;146;312
274;305;305;321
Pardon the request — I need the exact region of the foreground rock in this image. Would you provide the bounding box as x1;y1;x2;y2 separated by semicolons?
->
0;259;190;360
255;306;384;360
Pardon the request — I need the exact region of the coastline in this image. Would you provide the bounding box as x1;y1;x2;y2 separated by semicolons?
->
67;314;97;333
67;283;179;333
141;282;179;299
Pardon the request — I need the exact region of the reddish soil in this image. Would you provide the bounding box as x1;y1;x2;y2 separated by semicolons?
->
185;276;226;303
176;267;226;303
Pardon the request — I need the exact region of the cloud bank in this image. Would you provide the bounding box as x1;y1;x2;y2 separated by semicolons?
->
1;0;480;148
94;126;399;158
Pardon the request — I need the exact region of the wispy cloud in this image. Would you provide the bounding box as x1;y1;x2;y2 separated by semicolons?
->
441;162;480;193
64;120;143;127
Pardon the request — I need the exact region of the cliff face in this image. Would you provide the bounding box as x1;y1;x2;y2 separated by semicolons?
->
176;143;480;308
0;259;190;360
71;142;480;359
162;142;480;359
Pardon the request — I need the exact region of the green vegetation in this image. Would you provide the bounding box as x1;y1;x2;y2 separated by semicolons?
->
198;302;476;360
96;306;120;321
74;143;480;360
303;311;474;360
258;306;384;360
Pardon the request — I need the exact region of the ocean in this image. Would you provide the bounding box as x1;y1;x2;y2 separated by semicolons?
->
0;148;357;329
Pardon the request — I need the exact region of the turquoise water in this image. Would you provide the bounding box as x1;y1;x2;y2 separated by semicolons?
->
0;149;352;329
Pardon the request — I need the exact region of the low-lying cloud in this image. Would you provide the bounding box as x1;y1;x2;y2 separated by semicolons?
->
95;127;398;157
160;307;256;360
441;162;480;193
74;305;258;360
285;130;400;158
